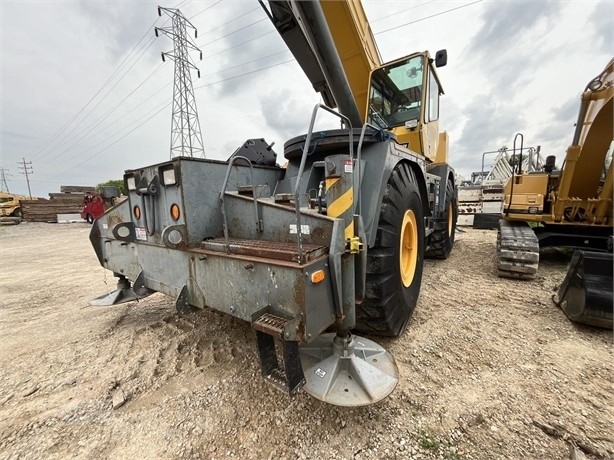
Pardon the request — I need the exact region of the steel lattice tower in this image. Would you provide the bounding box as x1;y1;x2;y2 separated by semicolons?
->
0;168;10;193
155;7;205;159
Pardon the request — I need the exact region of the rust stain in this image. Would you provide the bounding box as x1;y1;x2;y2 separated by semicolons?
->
107;212;124;228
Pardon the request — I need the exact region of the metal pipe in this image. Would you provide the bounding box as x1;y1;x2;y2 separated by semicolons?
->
294;103;353;263
220;156;262;252
294;1;363;127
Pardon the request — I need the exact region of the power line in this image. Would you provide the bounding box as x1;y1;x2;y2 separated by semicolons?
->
54;56;296;175
198;17;268;48
370;0;436;23
34;9;275;167
374;0;483;35
207;30;276;59
58;101;171;177
189;0;223;20
37;49;289;168
39;33;162;160
197;6;261;35
195;58;295;90
36;63;166;166
31;15;165;161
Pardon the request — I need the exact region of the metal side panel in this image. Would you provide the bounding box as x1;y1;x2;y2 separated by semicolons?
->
92;236;337;341
222;193;336;245
122;158;284;248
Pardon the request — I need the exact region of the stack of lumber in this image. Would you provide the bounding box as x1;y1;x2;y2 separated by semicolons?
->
21;185;96;222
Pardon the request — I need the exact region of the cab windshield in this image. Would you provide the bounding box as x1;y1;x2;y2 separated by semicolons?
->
368;55;424;129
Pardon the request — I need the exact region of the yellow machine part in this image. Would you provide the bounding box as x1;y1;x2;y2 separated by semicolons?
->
320;0;382;120
503;174;548;219
320;3;448;165
504;58;613;227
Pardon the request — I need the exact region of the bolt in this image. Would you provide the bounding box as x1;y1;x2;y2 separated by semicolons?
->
245;263;254;269
229;305;236;314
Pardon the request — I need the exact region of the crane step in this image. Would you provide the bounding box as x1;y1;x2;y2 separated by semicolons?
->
252;313;305;395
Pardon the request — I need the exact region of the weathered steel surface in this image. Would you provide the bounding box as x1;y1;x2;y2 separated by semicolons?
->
202;238;327;262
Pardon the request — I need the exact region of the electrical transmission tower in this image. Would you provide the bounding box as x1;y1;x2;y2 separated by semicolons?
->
0;168;10;193
155;6;205;159
18;158;33;198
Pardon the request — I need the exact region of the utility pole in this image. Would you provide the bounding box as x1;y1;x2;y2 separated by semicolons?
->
155;6;205;159
17;158;33;199
0;168;10;193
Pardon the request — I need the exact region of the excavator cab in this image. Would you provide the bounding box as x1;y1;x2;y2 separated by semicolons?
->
367;50;447;163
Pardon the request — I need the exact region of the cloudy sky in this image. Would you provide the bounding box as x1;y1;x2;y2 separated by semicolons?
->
1;0;612;197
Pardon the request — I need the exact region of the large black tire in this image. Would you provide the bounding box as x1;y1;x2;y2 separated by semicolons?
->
425;179;457;259
355;163;425;337
12;208;21;218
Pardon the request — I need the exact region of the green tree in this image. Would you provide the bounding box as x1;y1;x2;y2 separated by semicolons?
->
97;179;126;196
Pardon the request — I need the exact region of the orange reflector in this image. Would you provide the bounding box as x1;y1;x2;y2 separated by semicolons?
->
170;203;180;221
311;270;325;284
133;205;141;219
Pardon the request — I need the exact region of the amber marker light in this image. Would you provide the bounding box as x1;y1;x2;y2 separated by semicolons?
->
311;270;325;284
133;205;141;219
170;203;180;221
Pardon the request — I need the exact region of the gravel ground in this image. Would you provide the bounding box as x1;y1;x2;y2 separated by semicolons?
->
0;222;612;460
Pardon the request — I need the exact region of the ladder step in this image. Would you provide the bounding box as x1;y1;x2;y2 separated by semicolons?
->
264;368;289;392
253;313;288;337
252;313;305;395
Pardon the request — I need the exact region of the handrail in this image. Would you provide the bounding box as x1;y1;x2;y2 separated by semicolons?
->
137;175;160;236
219;155;262;252
356;123;382;216
506;133;524;217
294;103;353;263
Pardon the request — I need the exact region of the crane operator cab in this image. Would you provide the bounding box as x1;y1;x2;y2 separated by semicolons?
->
367;50;448;162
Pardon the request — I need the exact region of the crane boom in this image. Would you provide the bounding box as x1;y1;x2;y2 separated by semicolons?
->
320;0;382;117
262;0;363;126
263;0;449;163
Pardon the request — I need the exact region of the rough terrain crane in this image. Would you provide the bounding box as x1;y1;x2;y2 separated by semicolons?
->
497;58;613;328
89;0;457;406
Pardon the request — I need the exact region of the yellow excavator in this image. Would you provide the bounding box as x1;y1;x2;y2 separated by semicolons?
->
497;58;613;328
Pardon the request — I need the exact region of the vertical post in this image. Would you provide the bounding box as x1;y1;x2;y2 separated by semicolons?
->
18;158;33;199
156;6;205;159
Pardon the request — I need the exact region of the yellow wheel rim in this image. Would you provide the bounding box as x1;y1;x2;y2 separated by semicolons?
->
447;201;454;237
400;210;418;288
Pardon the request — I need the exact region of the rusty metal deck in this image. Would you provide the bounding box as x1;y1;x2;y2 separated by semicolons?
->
201;238;328;262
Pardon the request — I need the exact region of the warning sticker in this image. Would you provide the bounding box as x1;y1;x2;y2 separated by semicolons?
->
344;159;353;173
289;224;310;235
315;368;326;378
135;227;147;241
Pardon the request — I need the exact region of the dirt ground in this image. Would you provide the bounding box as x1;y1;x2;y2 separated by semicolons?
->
0;222;612;460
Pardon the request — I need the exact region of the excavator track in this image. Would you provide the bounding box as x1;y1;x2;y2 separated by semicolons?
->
497;219;539;279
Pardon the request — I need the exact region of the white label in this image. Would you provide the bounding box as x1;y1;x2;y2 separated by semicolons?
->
289;224;310;235
315;368;326;378
135;227;147;241
102;224;108;229
344;159;353;173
